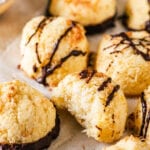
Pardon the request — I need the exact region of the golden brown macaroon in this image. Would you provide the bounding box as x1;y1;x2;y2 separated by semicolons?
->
46;0;117;34
96;31;150;96
0;80;59;150
51;70;127;143
125;0;150;32
20;16;89;87
103;135;150;150
127;86;150;141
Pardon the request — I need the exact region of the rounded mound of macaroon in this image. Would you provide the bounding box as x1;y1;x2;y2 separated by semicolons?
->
0;80;60;150
18;9;150;149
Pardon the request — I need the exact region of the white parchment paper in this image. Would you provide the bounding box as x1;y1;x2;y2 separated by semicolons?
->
0;0;138;149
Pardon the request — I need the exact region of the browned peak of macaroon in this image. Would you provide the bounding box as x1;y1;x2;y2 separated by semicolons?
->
20;16;89;87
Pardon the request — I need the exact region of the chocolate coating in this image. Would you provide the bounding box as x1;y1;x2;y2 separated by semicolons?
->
106;85;120;107
87;52;96;69
36;21;77;85
0;115;60;150
145;20;150;32
122;13;150;32
98;78;112;91
79;70;89;79
85;15;116;35
144;110;150;138
140;92;147;137
37;50;86;85
79;69;96;83
109;32;150;61
25;17;48;45
46;3;116;35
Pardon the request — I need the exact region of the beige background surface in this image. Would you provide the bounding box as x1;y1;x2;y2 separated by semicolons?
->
0;0;47;50
0;0;136;150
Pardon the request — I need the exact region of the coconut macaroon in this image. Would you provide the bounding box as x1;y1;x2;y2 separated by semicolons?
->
125;0;150;31
51;70;127;143
127;86;150;141
96;31;150;96
0;80;59;150
20;16;89;87
46;0;117;34
103;135;150;150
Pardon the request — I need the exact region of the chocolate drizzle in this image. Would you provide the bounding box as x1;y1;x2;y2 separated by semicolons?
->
79;70;89;79
37;50;86;85
144;110;150;138
37;22;78;85
25;17;51;70
140;92;147;137
33;65;38;73
105;85;120;107
79;70;96;83
146;20;150;32
122;1;150;33
48;22;76;69
139;92;150;139
86;70;96;83
0;115;60;150
98;78;111;91
35;43;41;64
87;52;96;69
46;1;116;35
104;32;150;61
25;17;48;45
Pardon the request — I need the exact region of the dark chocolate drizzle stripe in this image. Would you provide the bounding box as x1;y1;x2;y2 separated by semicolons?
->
104;32;150;61
37;50;86;85
79;70;96;83
79;70;89;79
140;92;147;137
37;22;76;85
86;70;96;83
0;115;60;150
118;33;150;61
145;21;150;32
106;61;113;72
98;77;112;91
105;85;120;107
103;38;129;51
25;17;48;45
35;43;41;64
87;52;96;69
26;17;54;65
48;22;76;69
144;110;150;138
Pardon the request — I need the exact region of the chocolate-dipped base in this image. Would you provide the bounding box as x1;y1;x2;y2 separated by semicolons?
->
46;7;116;35
121;14;150;33
85;15;116;35
0;115;60;150
87;52;96;69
